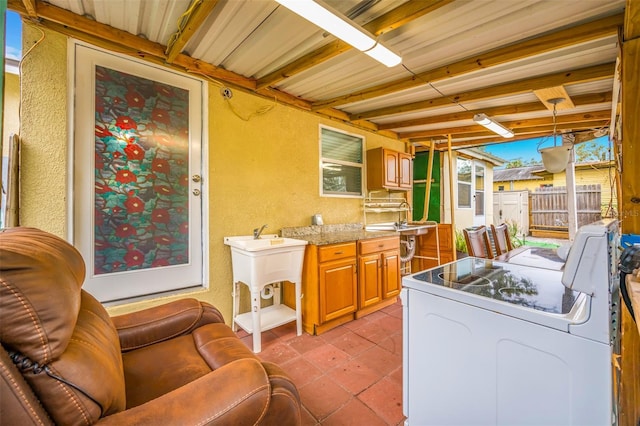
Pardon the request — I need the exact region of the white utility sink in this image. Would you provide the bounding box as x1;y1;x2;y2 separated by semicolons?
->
224;234;308;252
223;234;308;353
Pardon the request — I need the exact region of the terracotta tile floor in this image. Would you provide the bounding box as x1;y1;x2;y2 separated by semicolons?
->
236;300;405;425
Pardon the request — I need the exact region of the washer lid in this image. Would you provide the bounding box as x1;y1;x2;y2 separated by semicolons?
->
403;257;588;331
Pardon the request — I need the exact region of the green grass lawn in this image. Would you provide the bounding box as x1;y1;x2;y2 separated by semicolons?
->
516;239;561;249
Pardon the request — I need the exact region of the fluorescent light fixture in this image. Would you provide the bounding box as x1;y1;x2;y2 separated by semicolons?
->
473;113;514;138
275;0;402;67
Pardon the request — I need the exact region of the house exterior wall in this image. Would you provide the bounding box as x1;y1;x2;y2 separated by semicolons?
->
493;165;617;215
17;27;406;319
551;166;617;213
442;151;496;234
493;176;552;192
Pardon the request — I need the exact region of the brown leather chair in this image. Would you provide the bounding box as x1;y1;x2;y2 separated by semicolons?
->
0;227;301;425
463;226;494;259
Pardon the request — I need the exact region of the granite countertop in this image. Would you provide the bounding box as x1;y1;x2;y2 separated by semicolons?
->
281;223;398;246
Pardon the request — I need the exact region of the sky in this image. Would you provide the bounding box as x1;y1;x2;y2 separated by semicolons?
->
483;135;610;167
2;9;609;164
4;10;22;61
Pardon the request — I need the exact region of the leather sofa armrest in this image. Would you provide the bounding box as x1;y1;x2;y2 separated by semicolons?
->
112;298;225;352
96;358;271;426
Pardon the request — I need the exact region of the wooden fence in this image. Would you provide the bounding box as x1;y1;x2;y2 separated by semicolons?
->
529;185;602;237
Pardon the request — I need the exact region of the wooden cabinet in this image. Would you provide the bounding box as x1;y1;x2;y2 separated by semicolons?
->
357;236;401;316
411;224;456;271
302;242;357;334
367;147;413;191
318;246;358;323
301;236;401;335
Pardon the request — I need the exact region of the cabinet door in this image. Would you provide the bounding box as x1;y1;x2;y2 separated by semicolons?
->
358;253;382;309
398;152;413;189
319;258;358;322
382;250;401;298
384;149;399;187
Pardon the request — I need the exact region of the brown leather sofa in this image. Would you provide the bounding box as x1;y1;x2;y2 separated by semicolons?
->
0;227;301;425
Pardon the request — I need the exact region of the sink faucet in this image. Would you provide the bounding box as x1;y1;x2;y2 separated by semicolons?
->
253;224;268;239
396;201;411;228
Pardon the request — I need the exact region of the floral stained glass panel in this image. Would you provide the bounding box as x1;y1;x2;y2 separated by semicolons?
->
94;66;190;275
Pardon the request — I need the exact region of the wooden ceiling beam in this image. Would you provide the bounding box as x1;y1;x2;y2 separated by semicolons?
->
256;0;452;89
165;0;220;64
20;0;36;17
312;13;623;110
350;62;615;121
378;92;612;130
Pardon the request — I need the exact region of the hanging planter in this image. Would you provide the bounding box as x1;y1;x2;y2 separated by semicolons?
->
537;97;571;173
540;145;572;173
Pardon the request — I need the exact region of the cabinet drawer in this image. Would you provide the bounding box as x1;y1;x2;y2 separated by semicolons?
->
359;236;400;255
318;242;356;263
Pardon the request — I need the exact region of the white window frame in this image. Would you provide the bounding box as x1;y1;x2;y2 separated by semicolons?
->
457;158;472;209
319;125;364;198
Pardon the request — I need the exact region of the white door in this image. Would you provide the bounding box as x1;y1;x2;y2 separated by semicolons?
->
473;163;486;226
72;42;207;302
493;190;529;235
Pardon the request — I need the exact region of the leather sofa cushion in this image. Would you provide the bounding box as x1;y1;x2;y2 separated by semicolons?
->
122;323;259;408
1;228;126;425
0;227;85;362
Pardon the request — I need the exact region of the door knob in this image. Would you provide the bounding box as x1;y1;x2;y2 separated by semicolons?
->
192;175;202;182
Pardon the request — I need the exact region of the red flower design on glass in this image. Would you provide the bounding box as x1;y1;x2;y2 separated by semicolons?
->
154;185;175;196
179;222;189;234
116;115;137;130
115;170;137;184
124;196;145;213
95;125;113;138
179;174;189;186
124;143;145;161
95;183;112;194
152;108;171;125
124;249;145;267
152;259;170;267
151;158;170;174
115;224;137;238
154;235;174;245
125;90;145;108
151;208;170;224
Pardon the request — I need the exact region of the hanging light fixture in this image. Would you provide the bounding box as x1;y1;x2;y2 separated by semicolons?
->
539;97;572;173
473;113;514;138
275;0;402;67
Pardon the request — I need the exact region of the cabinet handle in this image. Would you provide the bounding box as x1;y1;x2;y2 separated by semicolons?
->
378;244;384;248
334;250;344;255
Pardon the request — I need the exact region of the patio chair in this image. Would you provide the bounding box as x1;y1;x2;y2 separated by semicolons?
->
491;223;514;255
463;226;494;259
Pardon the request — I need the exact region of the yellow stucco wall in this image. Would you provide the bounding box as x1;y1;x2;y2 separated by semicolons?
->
18;27;405;320
19;24;68;237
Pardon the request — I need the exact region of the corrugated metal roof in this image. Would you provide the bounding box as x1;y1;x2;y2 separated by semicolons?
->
26;0;624;149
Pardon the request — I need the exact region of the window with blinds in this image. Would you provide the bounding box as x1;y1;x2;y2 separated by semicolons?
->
320;126;364;197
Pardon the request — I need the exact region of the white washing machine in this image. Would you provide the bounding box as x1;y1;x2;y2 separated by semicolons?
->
402;219;620;426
